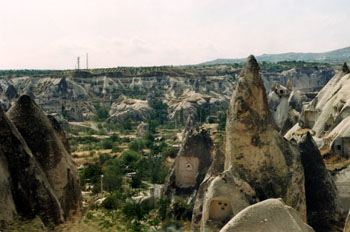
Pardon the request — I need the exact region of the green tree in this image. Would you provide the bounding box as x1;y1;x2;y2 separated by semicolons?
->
103;163;123;192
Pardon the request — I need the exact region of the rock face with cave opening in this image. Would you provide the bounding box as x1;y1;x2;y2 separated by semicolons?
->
224;55;306;220
164;127;213;197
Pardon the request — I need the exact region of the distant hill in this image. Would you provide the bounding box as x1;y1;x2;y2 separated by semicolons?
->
201;46;350;65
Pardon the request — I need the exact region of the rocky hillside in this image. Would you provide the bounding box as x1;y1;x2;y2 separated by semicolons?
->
202;46;350;64
0;63;335;123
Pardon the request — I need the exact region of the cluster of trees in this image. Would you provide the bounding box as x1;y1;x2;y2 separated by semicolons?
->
0;69;62;77
79;130;169;194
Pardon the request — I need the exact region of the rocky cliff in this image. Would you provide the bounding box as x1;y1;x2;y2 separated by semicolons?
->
0;64;334;123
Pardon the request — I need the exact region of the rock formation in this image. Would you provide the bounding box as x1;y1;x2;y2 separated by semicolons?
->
0;107;64;227
299;63;350;138
5;85;18;99
334;166;350;211
220;198;314;232
0;148;17;229
108;94;152;123
268;82;291;130
164;127;213;196
7;95;81;220
199;169;258;231
224;55;306;220
191;148;225;231
296;132;341;231
344;210;350;232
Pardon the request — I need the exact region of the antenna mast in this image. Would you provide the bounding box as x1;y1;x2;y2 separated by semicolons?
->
77;56;80;70
86;53;89;70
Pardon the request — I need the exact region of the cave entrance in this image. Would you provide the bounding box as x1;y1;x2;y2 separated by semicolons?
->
209;199;233;221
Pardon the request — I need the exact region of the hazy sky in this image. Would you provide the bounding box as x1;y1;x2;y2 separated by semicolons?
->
0;0;349;69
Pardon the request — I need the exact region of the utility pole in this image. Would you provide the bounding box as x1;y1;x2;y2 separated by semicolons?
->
86;53;89;70
77;57;80;70
101;174;104;197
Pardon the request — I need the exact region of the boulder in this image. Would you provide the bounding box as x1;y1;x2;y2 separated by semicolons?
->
7;95;82;220
220;198;314;232
297;132;342;231
0;107;64;226
224;55;306;220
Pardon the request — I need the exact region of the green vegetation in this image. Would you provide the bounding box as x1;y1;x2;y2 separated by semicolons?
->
94;103;110;122
72;116;194;231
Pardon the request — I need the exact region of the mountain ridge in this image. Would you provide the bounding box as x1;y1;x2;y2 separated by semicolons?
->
200;46;350;65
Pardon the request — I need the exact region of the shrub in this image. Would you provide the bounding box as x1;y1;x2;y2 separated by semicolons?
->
103;164;123;192
102;139;113;149
128;139;145;152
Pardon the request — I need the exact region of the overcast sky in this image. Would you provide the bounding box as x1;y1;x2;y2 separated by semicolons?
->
0;0;349;69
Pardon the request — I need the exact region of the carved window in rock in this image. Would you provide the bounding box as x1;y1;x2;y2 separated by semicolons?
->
175;156;199;188
304;111;317;129
209;199;233;221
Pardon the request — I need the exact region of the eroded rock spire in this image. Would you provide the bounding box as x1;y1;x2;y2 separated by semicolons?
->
224;55;307;220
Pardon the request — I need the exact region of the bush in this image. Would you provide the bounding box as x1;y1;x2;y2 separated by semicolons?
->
94;107;110;122
101;196;118;210
121;150;141;167
131;172;143;188
102;139;113;149
128;139;145;152
112;143;122;153
170;198;194;220
80;163;103;184
99;153;111;165
110;133;120;142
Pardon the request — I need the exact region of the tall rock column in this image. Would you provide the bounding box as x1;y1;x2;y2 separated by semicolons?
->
224;55;306;220
7;95;82;220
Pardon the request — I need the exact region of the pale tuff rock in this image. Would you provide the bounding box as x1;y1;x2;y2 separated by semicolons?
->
300;63;350;138
7;95;82;220
108;94;152;123
268;82;291;130
0;107;64;226
191;147;226;231
224;55;306;220
220;198;314;232
334;166;350;211
199;169;258;231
